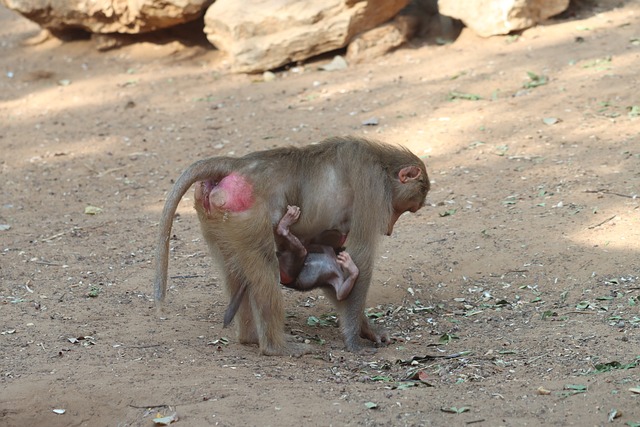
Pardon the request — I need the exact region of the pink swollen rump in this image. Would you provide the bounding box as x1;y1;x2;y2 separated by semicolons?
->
217;173;254;212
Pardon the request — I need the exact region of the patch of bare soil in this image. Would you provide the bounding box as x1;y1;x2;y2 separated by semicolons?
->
1;2;639;426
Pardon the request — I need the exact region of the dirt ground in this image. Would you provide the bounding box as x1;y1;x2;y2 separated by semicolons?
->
1;1;639;426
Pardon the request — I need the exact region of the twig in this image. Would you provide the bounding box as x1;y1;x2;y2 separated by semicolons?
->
444;351;473;359
398;351;472;365
425;238;447;244
585;189;637;199
588;215;616;229
96;166;128;177
41;231;66;242
128;404;170;409
526;355;546;364
126;344;162;349
467;420;486;425
563;311;599;315
84;163;128;177
34;260;61;266
489;269;529;278
83;163;98;174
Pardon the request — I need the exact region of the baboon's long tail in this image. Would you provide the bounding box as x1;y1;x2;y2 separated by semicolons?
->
154;157;236;304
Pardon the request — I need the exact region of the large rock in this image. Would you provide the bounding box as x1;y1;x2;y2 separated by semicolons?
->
346;14;418;63
438;0;569;37
204;0;410;73
0;0;212;34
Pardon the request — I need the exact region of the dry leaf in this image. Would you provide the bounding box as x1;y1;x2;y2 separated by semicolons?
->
537;386;551;395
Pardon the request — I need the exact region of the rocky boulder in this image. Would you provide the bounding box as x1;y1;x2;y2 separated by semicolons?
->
438;0;569;37
204;0;409;73
346;14;419;63
0;0;212;34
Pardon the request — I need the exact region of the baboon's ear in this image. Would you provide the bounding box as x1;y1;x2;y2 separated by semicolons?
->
398;166;422;183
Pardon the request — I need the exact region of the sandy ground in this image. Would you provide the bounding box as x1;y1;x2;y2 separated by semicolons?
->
1;1;640;426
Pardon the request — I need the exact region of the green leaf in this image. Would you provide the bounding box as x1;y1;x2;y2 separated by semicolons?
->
506;35;520;43
364;402;378;409
582;56;612;70
370;375;393;382
306;316;320;326
540;310;556;320
565;384;587;391
464;309;483;317
447;91;482;101
395;382;419;390
559;384;587;397
366;310;385;319
439;209;457;217
576;301;591;310
494;145;509;156
153;413;178;425
449;71;467;80
84;205;103;215
306;314;337;327
502;195;517;205
594;359;639;373
439;333;459;344
523;72;548;88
